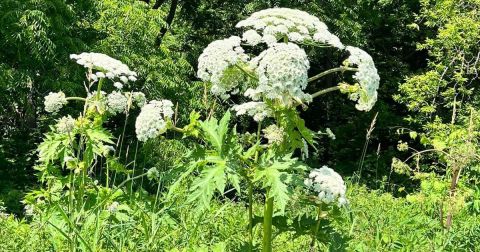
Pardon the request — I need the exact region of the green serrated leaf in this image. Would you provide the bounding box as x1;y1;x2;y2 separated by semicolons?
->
409;131;418;140
188;164;226;209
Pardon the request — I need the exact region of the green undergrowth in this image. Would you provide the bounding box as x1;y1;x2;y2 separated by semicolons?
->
1;184;478;251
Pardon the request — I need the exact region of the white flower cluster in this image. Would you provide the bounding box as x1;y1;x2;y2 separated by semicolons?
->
246;43;311;106
135;100;174;142
44;91;68;113
236;8;344;48
106;91;128;115
304;166;348;207
107;201;119;213
131;92;147;107
70;53;137;83
262;124;285;144
325;128;336;140
147;167;160;180
232;102;272;122
56;115;76;134
197;36;249;98
344;46;380;111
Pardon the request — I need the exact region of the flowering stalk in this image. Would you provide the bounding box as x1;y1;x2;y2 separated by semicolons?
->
262;194;274;252
66;97;87;102
308;66;358;83
248;122;262;251
310;203;323;251
310;86;342;99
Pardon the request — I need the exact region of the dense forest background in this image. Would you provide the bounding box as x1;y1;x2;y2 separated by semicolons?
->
0;0;479;250
0;0;423;213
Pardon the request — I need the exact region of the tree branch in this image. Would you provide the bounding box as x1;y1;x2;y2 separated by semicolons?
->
152;0;167;9
155;0;178;46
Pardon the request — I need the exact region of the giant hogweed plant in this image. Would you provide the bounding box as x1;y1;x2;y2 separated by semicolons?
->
24;53;173;251
28;8;380;251
154;8;380;251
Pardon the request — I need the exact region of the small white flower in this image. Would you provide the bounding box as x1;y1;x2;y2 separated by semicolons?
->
95;72;106;78
44;91;68;113
236;8;340;48
89;73;98;82
313;31;344;49
287;32;304;42
304;166;348;207
114;82;123;89
70;52;137;83
135;100;173;141
262;34;278;46
147;167;160;180
132;92;147;107
107;201;119;213
262;125;285;144
197;36;249;98
246;43;311;107
242;29;262;46
56;115;76;134
106;91;128;115
24;204;35;216
344;46;380;111
325;128;336;140
232;102;272;122
120;76;129;84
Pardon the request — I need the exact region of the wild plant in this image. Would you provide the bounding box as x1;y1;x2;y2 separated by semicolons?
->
27;8;380;251
155;8;381;251
24;52;168;250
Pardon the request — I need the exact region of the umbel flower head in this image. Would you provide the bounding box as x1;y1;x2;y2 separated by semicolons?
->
135;100;174;142
304;166;348;207
232;101;272;122
262;124;285;144
131;92;147;107
236;8;344;49
106;91;128;115
70;53;137;83
56;115;76;134
197;36;250;99
44;91;68;113
247;43;311;106
344;46;380;111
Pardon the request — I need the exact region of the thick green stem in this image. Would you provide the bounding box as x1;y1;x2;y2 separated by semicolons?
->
310;86;341;99
96;78;105;99
262;196;274;252
249;122;262;251
248;183;254;251
66;97;87;102
308;67;357;83
310;204;323;251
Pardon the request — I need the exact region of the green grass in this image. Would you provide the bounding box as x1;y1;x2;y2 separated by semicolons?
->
1;183;478;251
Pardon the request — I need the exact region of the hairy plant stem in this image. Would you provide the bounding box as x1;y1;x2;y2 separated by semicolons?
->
308;67;357;83
310;204;323;251
262;195;274;252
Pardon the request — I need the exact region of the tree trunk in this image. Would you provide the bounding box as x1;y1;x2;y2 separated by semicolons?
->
155;0;178;46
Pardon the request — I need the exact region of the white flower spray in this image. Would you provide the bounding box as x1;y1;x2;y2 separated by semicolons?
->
44;91;68;113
